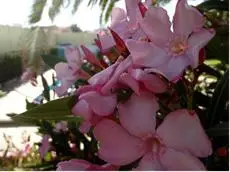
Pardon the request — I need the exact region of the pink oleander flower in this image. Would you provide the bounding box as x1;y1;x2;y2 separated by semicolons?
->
72;57;126;133
56;159;118;171
126;0;215;81
21;143;32;157
55;47;90;96
110;0;148;41
94;107;212;170
39;134;50;159
72;56;167;133
53;121;68;132
97;0;150;53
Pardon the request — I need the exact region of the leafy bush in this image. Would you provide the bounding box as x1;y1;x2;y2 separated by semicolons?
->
0;52;23;84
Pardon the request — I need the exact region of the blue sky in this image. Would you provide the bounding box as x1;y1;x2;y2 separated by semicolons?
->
0;0;203;31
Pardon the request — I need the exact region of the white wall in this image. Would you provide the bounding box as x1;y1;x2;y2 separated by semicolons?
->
0;26;97;55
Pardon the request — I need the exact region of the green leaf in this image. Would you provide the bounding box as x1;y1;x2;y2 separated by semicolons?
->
72;0;83;14
41;74;50;101
206;122;229;137
207;70;229;127
48;0;64;21
205;27;229;64
104;0;116;23
41;54;66;69
197;0;229;11
26;99;38;110
11;96;79;123
29;0;48;24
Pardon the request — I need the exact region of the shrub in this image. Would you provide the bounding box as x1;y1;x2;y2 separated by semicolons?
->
0;52;23;84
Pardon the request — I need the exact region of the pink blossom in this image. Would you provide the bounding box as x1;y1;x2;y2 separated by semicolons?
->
71;62;120;133
110;0;149;41
55;47;90;96
56;159;118;171
72;56;131;133
39;134;50;159
21;143;32;157
126;0;215;81
93;108;212;170
53;121;68;132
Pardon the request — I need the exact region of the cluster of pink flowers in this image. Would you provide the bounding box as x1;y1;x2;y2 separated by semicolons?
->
55;0;215;170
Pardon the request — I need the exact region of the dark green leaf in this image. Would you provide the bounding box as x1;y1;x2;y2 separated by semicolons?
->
197;0;229;11
29;0;47;24
11;96;79;122
48;0;64;21
41;74;50;101
26;99;38;110
41;54;66;69
72;0;83;14
206;122;229;137
207;70;229;127
205;27;229;64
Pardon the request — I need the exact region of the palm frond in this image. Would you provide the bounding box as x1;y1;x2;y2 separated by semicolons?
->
29;0;47;24
104;0;116;23
88;0;98;7
99;0;109;24
72;0;83;14
48;0;64;22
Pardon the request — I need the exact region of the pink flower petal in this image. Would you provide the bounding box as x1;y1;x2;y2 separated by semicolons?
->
160;148;206;170
118;92;158;138
93;119;146;165
101;56;133;94
79;91;117;116
135;152;164;170
54;121;68;132
111;20;131;40
126;40;170;68
157;55;190;81
111;8;127;27
130;69;167;93
55;79;74;96
55;62;73;79
156;109;212;157
79;121;92;133
125;0;142;28
88;62;120;86
119;72;140;95
98;30;116;52
76;85;98;95
39;134;50;159
173;0;205;38
140;6;172;45
187;28;215;68
130;25;147;40
64;47;82;70
56;159;91;171
57;159;118;171
72;100;93;120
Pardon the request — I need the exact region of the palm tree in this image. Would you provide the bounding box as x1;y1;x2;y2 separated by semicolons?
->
28;0;172;25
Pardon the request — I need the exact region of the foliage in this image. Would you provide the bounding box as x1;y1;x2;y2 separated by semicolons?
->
0;52;23;84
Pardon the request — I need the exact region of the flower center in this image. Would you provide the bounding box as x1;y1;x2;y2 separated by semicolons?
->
152;138;161;153
169;38;187;56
